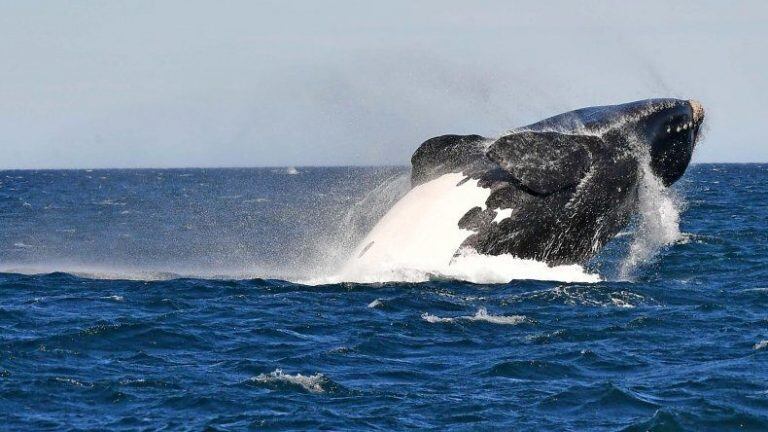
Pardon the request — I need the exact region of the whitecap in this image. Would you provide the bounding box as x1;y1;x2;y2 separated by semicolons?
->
243;197;269;204
55;377;90;387
421;312;456;323
513;286;649;308
610;297;636;308
468;307;527;324
422;307;527;325
251;369;326;393
95;199;126;206
754;340;768;350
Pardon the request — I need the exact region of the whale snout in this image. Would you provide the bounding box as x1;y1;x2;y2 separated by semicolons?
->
690;99;705;126
689;99;705;145
647;99;705;186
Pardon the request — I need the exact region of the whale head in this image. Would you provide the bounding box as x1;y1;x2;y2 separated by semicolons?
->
634;99;704;186
520;98;705;187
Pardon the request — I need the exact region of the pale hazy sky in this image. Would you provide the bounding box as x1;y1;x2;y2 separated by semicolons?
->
1;1;766;168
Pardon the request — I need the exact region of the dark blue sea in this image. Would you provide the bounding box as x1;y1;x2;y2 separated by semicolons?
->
1;165;767;431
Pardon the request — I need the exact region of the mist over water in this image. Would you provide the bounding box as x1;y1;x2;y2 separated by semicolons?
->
0;167;407;281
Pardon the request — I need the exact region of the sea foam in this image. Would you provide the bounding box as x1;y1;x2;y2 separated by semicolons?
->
312;248;599;285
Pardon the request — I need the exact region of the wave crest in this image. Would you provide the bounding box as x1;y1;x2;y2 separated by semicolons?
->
421;307;528;325
250;369;329;393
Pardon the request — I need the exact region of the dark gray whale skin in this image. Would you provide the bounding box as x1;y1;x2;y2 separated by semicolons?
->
410;98;705;266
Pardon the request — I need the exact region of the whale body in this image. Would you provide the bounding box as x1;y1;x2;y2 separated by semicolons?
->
344;98;705;277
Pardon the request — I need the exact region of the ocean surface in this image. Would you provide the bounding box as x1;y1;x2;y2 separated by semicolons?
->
1;165;767;431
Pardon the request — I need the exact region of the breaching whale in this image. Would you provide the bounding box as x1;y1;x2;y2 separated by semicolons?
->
343;98;705;278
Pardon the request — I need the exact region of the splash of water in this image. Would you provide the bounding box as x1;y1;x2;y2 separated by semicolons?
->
308;173;410;276
312;243;600;285
336;174;411;255
618;156;683;279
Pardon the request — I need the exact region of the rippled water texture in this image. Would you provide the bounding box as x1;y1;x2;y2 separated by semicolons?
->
1;165;767;431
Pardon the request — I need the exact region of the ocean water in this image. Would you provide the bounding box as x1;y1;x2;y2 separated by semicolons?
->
1;165;767;431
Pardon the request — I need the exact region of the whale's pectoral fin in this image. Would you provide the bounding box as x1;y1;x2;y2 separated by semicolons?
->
487;131;601;195
410;134;491;186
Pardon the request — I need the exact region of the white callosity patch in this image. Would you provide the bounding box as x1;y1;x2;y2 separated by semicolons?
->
619;153;682;279
322;173;600;285
690;100;705;124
